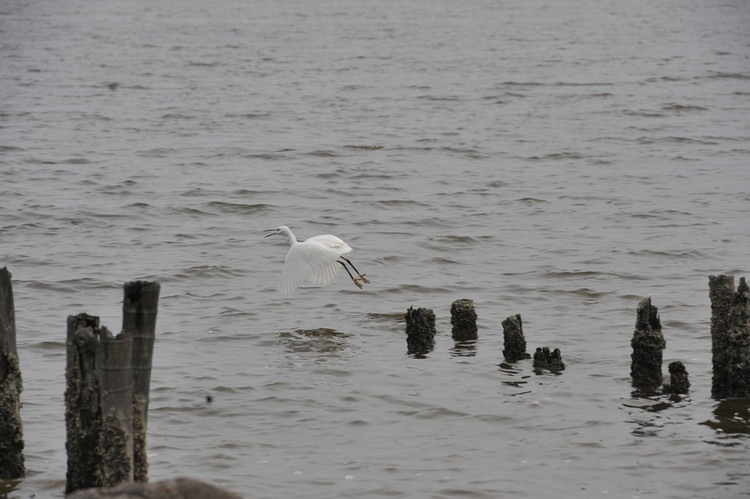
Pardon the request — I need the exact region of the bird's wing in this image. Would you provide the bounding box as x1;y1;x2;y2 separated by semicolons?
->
307;261;342;287
278;240;342;295
304;234;353;256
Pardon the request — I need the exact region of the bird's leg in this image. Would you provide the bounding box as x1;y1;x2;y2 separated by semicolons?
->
338;260;363;289
341;257;370;284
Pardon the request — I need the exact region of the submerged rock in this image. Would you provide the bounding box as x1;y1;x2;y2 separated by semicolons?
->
65;476;242;499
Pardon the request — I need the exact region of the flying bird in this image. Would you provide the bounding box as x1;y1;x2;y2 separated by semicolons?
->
264;225;370;295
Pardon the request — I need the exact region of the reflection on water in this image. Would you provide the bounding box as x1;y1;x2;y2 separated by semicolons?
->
449;339;477;357
0;479;22;497
701;399;750;435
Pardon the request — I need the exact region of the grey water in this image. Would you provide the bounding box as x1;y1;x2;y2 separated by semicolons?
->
2;0;750;497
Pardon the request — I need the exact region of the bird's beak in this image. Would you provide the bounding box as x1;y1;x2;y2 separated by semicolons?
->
263;229;278;238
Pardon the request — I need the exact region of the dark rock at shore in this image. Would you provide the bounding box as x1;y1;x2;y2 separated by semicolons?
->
65;477;241;499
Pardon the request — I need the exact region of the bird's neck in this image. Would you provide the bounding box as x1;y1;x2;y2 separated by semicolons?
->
284;232;297;246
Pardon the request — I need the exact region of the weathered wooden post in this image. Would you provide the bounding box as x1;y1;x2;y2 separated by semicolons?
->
663;361;690;394
64;280;160;494
709;275;750;399
533;346;565;371
124;281;160;482
501;314;529;362
65;313;134;493
450;299;478;342
405;306;436;356
630;297;665;391
0;267;24;479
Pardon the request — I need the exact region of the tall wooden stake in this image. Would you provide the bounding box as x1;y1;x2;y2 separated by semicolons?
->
124;281;160;482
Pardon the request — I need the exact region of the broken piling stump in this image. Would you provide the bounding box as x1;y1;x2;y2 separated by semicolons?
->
124;281;160;482
405;306;436;356
0;267;24;479
663;361;690;394
451;299;478;342
65;313;134;493
709;275;750;399
65;280;160;494
501;314;529;362
630;297;666;391
533;347;565;371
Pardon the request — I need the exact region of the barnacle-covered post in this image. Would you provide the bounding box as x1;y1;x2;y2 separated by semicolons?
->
405;306;436;356
533;347;565;371
709;275;750;399
663;361;690;395
0;267;24;479
450;299;478;342
65;313;134;493
502;314;529;362
630;297;665;391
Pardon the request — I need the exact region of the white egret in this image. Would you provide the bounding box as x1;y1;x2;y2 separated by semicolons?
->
264;225;370;295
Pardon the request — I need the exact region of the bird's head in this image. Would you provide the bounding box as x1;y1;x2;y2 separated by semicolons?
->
263;226;284;238
264;225;296;245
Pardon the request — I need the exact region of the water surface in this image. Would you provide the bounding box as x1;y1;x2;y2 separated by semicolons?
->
1;0;750;497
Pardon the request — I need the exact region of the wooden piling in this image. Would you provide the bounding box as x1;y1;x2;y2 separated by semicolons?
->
533;347;565;371
501;314;529;362
450;299;478;342
65;313;134;493
65;280;159;493
123;281;160;482
405;306;436;356
0;267;24;479
663;361;690;394
630;297;665;391
709;275;750;399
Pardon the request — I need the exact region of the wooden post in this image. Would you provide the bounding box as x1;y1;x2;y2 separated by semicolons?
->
0;267;24;479
65;313;134;493
709;275;750;399
533;346;565;371
663;361;690;394
123;281;160;482
630;297;665;391
501;314;529;362
405;307;436;356
450;299;478;342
